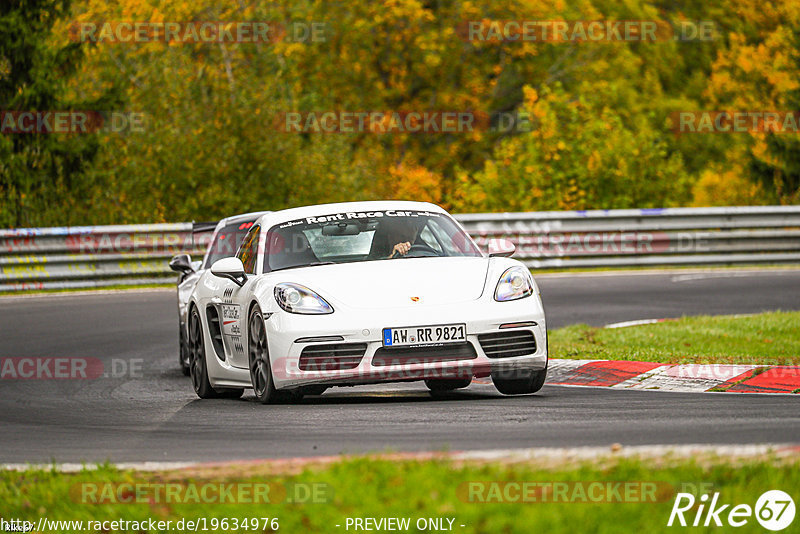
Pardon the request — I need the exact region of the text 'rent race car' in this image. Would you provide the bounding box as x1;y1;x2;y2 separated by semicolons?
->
169;211;269;374
186;201;547;402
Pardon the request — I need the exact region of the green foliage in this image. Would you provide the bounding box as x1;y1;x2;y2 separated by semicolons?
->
701;0;800;204
750;32;800;204
2;0;799;227
0;0;121;227
452;84;691;212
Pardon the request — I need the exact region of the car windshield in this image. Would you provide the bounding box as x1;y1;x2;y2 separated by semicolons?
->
264;209;481;272
203;219;258;268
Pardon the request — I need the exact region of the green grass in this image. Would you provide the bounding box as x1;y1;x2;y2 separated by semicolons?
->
531;264;800;275
549;311;800;365
0;283;171;297
1;455;797;533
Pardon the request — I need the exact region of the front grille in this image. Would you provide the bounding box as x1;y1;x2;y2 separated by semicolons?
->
478;330;537;358
372;343;477;366
299;343;367;371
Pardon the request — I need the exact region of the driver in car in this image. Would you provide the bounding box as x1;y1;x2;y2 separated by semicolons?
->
383;219;423;258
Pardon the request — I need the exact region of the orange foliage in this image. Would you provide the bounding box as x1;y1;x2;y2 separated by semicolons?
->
388;164;444;204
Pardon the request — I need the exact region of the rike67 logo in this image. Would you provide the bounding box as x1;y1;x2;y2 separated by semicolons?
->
668;490;795;531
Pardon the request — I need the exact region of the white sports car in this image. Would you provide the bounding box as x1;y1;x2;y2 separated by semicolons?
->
186;201;548;402
169;211;269;374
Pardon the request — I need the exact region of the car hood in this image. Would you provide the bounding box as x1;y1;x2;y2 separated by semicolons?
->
279;256;490;309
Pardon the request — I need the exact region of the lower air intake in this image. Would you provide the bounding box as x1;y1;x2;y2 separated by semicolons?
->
299;343;367;371
478;330;537;358
372;343;477;366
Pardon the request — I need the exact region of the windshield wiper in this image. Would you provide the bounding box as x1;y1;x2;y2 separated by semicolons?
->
270;261;336;272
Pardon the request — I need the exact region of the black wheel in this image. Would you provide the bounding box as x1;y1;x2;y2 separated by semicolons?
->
188;307;221;398
248;304;278;404
425;377;472;393
492;364;548;395
179;328;191;376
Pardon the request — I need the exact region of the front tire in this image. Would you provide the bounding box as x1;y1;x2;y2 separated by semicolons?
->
492;364;548;395
248;304;278;404
188;307;220;398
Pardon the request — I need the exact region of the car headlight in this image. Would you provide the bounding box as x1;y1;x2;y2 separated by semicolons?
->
274;283;333;314
494;266;533;302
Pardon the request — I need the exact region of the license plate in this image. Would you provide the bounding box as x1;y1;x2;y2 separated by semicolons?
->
382;323;466;348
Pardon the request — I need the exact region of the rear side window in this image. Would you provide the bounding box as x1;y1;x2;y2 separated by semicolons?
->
203;219;257;269
237;225;261;274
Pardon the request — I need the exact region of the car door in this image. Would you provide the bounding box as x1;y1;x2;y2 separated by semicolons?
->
219;224;261;370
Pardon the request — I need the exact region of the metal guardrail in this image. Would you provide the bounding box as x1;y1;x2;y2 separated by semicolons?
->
457;206;800;269
0;224;208;292
0;206;798;291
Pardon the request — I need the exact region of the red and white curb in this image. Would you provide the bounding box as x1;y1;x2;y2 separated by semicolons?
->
547;359;800;394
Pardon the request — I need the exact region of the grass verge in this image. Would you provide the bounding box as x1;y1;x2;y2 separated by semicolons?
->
549;311;800;365
531;264;800;275
1;455;798;533
0;283;171;297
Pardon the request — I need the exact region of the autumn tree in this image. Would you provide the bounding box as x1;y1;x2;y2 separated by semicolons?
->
703;0;800;204
0;0;124;227
3;0;796;227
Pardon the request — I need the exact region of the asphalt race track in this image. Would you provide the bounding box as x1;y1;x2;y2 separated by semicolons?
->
1;269;799;463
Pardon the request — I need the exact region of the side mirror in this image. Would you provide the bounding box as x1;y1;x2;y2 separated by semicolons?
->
211;257;247;287
487;238;516;258
169;254;195;274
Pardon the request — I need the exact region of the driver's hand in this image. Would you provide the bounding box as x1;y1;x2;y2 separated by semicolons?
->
390;242;411;257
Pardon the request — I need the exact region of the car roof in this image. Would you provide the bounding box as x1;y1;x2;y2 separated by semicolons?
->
254;201;446;227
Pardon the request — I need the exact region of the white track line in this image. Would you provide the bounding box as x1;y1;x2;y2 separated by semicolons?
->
604;318;666;329
4;444;799;472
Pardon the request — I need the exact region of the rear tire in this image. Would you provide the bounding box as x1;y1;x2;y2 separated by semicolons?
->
492;364;548;395
248;304;279;404
179;329;191;376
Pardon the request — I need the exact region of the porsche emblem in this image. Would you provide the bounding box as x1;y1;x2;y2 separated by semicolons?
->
410;296;420;302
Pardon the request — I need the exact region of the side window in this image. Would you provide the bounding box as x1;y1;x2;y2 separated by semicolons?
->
427;219;461;255
236;226;261;274
418;225;443;254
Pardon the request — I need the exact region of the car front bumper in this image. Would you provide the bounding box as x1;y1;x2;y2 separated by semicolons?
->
265;297;547;389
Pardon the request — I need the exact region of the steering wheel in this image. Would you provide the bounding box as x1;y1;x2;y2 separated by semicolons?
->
402;243;441;258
